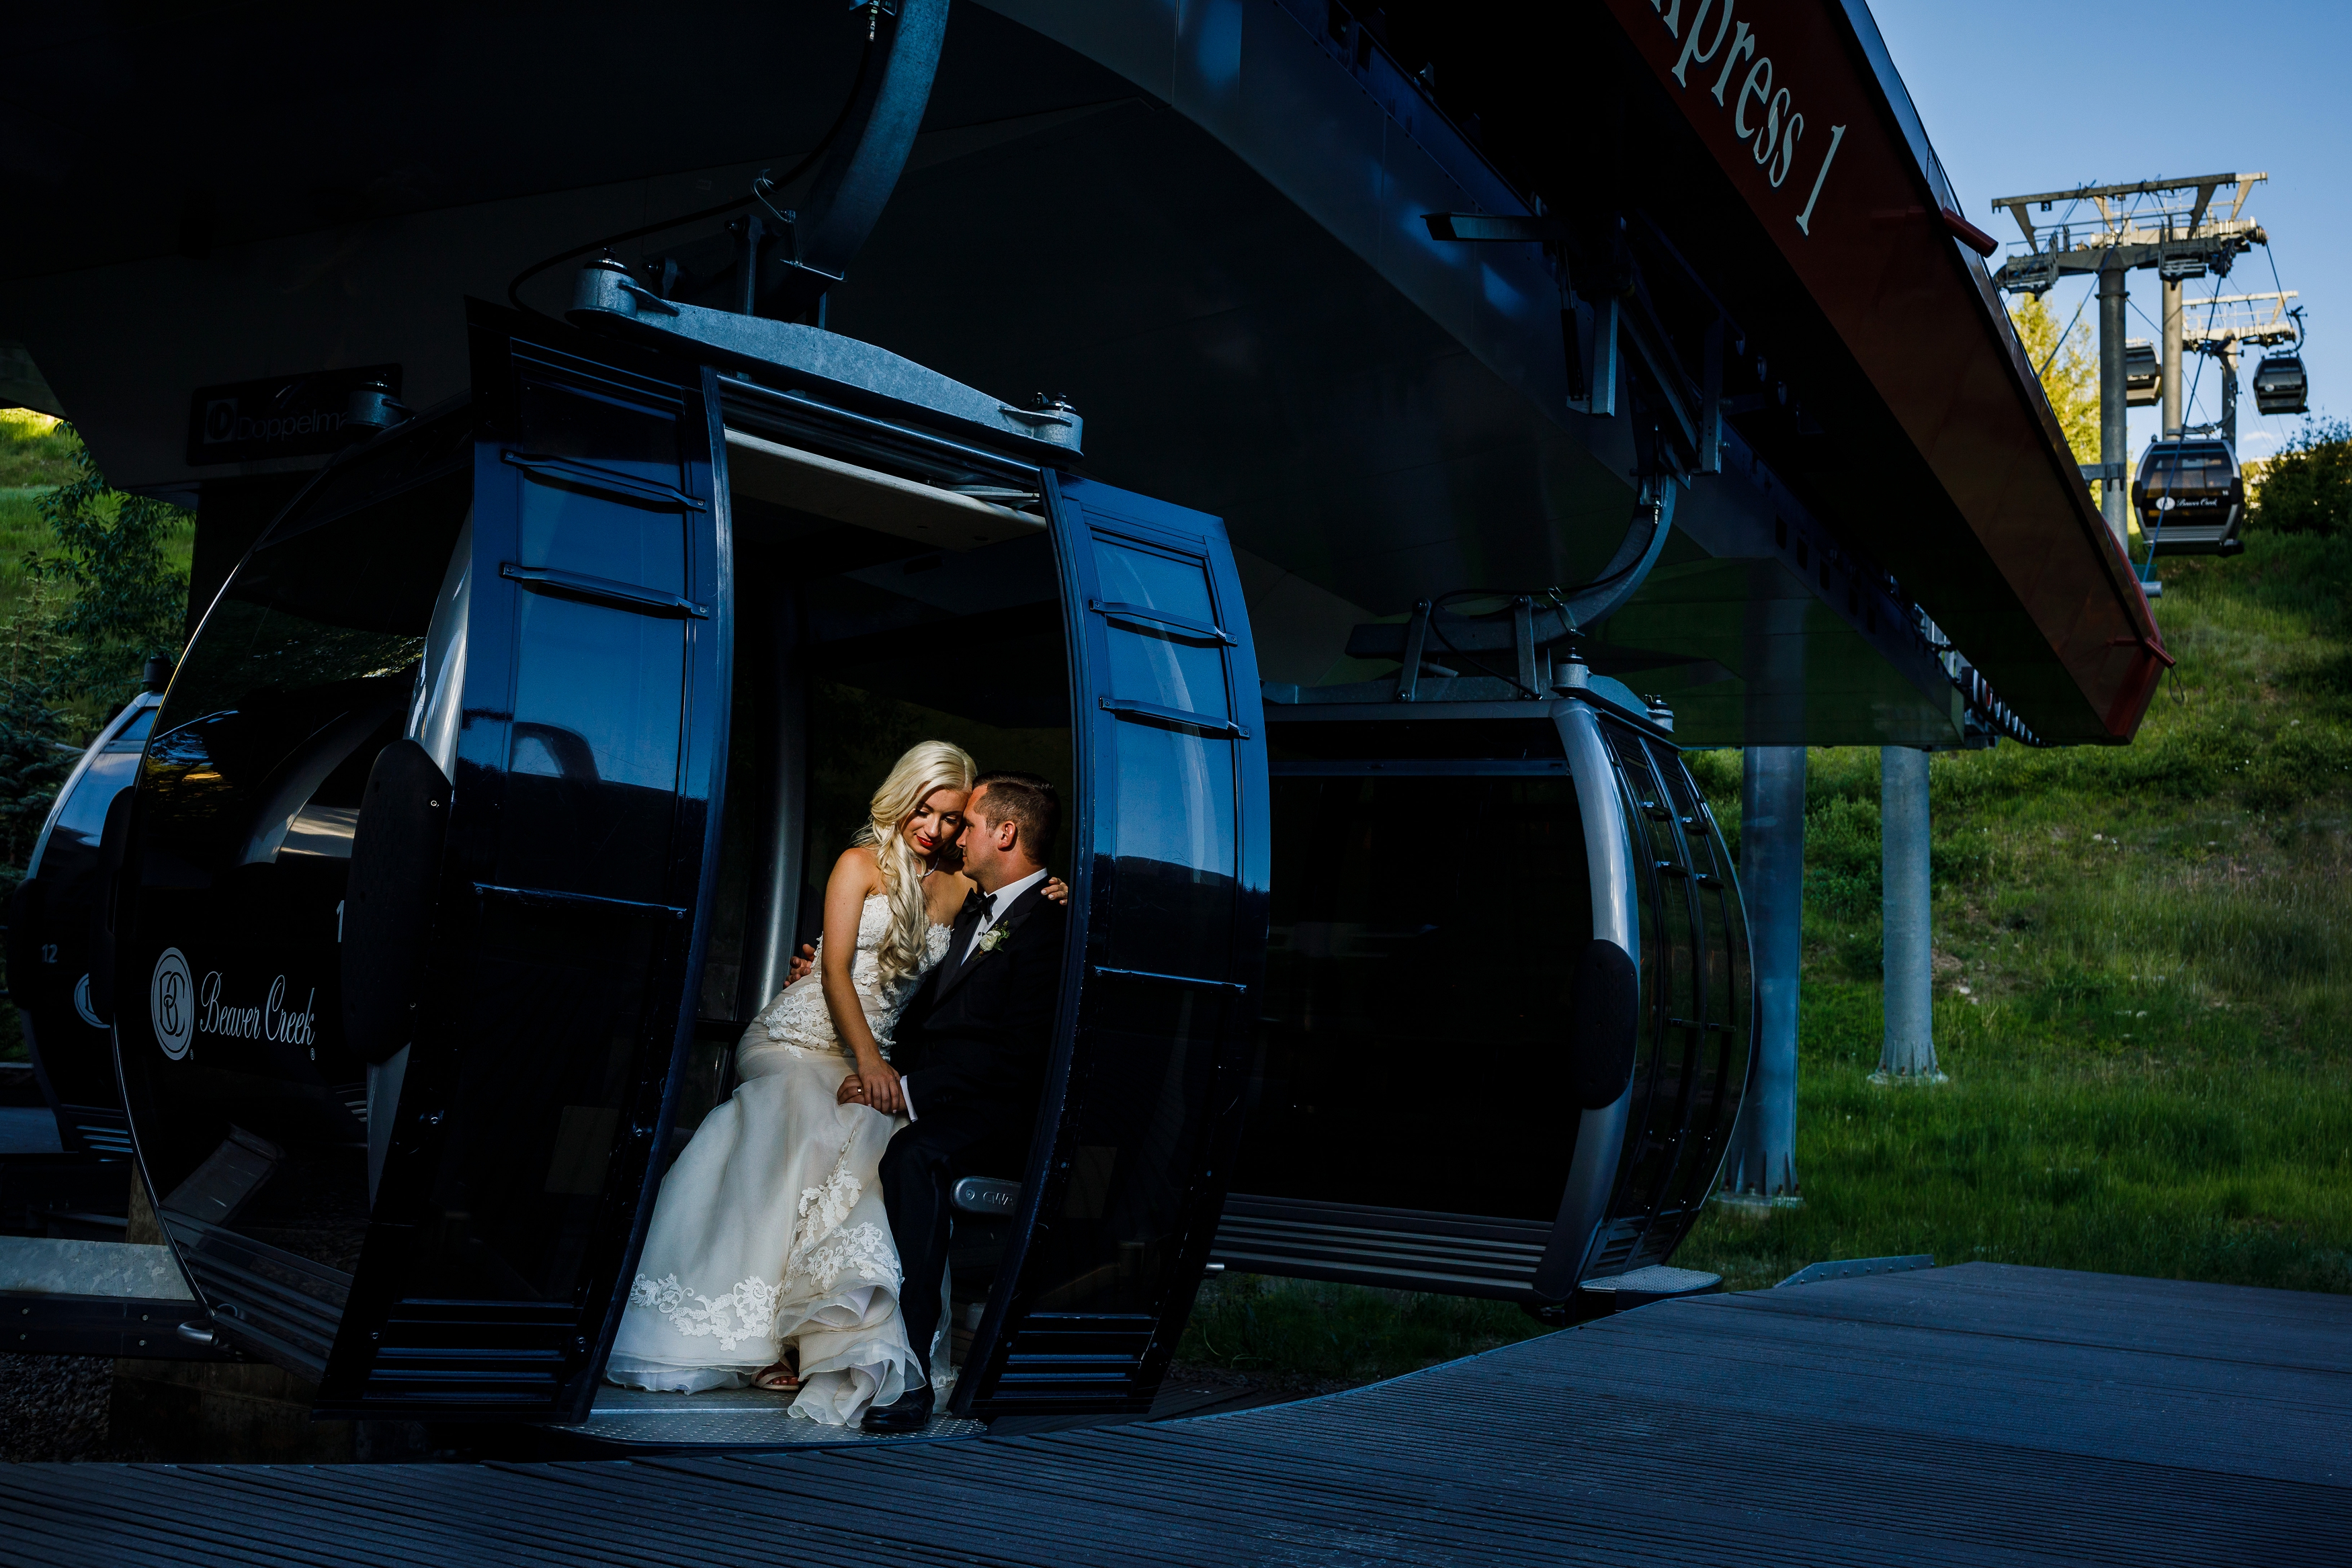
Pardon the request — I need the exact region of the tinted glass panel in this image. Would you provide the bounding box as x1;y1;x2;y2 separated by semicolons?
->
1093;539;1216;627
517;482;687;595
17;746;144;1124
1241;770;1593;1220
518;378;683;488
511;595;685;792
1037;974;1227;1313
1093;542;1229;721
497;594;685;905
1603;730;1673;1221
1102;629;1230;722
1103;724;1235;971
400;901;662;1301
122;424;471;1327
41;749;138;859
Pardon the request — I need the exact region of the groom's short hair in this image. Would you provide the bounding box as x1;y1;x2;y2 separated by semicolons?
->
972;771;1060;855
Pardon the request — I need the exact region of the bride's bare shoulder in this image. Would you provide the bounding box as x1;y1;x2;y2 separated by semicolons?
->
828;845;883;896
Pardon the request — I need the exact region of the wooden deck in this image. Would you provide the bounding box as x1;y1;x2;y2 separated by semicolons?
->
3;1262;2345;1565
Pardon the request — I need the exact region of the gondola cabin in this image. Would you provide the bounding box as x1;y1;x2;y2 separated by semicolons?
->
2124;341;2162;408
2254;353;2310;417
112;274;1748;1436
1224;605;1751;1303
5;688;163;1156
2132;438;2246;557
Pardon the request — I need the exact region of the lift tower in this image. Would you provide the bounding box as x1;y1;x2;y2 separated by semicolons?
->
1988;174;2269;551
2181;290;2301;449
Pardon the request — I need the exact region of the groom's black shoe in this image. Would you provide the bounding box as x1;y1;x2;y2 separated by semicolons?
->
861;1384;935;1434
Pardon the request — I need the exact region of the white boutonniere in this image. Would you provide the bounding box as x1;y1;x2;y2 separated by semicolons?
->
975;924;1011;956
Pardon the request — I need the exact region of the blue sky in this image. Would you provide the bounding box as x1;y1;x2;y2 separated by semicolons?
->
1871;0;2347;461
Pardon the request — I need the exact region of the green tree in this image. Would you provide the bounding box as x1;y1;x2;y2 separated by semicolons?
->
29;429;190;714
2247;417;2352;535
2009;292;2101;468
0;584;76;888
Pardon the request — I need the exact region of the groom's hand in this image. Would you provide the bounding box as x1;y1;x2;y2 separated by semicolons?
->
837;1074;867;1106
786;943;817;984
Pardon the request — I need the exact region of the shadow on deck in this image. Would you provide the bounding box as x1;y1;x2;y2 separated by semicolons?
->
3;1263;2345;1565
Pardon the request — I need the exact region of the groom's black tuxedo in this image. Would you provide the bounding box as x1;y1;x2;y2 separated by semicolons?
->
881;877;1067;1407
893;879;1068;1133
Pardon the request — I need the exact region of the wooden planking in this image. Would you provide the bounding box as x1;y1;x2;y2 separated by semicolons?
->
1;1264;2347;1567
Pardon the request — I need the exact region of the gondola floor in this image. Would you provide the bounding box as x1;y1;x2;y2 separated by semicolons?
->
2;1262;2344;1565
561;1384;989;1452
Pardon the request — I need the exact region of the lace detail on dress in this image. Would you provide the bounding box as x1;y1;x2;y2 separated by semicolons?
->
799;1223;898;1295
797;1167;862;1240
784;1135;900;1291
752;894;954;1061
626;1271;783;1352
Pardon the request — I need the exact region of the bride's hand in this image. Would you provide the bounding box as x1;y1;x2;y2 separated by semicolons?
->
1043;875;1072;906
854;1055;905;1116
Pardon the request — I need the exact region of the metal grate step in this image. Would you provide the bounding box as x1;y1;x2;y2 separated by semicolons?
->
1210;1194;1552;1298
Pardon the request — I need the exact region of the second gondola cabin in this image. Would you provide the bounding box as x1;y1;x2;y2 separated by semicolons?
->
111;278;1749;1435
2132;438;2246;557
2253;353;2310;417
5;687;163;1158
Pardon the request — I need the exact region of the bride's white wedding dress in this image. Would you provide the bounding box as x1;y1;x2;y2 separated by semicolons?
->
605;892;952;1424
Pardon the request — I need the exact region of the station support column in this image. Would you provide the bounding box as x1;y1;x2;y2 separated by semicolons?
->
1876;746;1943;1082
2099;259;2130;551
2221;340;2240;450
2162;275;2185;439
1725;746;1804;1203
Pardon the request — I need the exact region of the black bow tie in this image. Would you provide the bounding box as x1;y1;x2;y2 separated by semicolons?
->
960;887;992;924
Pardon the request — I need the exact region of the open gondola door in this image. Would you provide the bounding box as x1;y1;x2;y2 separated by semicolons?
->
951;476;1270;1418
320;324;732;1418
118;313;731;1423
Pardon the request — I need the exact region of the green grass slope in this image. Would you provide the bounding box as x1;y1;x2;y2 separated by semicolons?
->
1677;528;2352;1293
1185;529;2352;1385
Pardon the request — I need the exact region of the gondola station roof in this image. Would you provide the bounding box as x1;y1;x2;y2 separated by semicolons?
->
0;0;2161;747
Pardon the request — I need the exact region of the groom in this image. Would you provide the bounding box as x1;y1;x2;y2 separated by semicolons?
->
847;771;1068;1433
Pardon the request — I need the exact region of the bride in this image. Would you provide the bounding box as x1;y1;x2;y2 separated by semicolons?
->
606;739;1055;1424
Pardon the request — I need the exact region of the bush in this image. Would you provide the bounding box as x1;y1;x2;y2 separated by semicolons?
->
28;430;189;715
2249;418;2352;535
0;587;74;894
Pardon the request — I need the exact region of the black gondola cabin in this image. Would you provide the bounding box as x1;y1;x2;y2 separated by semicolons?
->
2132;438;2246;557
6;689;161;1157
2253;353;2310;417
112;280;1751;1431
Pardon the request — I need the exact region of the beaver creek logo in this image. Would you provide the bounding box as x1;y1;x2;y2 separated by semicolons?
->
146;956;321;1059
195;972;320;1046
149;949;195;1060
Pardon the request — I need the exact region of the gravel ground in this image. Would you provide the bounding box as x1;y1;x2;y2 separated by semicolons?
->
0;1354;157;1463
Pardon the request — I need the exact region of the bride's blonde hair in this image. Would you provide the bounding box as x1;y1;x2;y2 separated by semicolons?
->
853;739;978;982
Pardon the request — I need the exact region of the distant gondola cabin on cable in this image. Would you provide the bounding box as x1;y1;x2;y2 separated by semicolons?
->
112;271;1750;1431
2132;438;2246;557
2253;353;2310;416
2124;341;2162;408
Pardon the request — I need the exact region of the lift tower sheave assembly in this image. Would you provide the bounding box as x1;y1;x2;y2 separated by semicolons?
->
2181;290;2304;449
1988;173;2269;552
